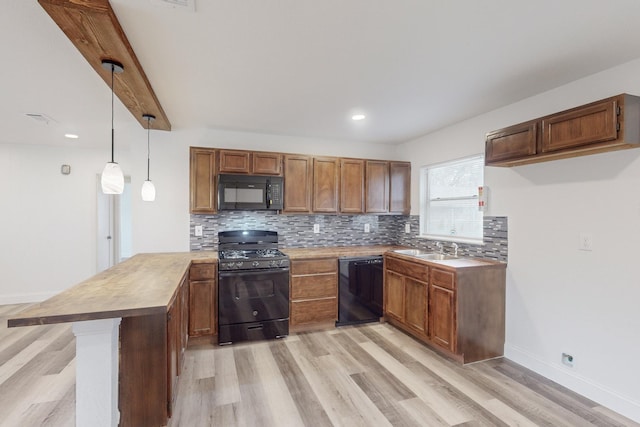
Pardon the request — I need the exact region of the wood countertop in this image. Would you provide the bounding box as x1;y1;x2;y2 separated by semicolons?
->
282;245;404;259
8;252;217;328
384;251;506;271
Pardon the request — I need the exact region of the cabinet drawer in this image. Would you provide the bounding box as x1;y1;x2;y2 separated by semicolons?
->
190;263;216;280
291;258;337;275
291;298;337;325
385;257;428;282
430;268;455;290
291;274;337;299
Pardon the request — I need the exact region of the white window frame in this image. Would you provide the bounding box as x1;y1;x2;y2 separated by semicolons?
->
419;154;484;245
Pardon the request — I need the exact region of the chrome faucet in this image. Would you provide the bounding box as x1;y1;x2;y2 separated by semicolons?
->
451;243;459;257
435;241;443;254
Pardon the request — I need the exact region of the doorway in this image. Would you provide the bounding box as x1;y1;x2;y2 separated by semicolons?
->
96;175;132;272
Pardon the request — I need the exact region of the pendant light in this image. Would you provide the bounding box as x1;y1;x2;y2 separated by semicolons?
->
141;114;156;202
100;60;125;194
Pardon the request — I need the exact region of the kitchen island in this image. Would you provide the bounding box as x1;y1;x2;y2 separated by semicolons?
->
8;252;217;427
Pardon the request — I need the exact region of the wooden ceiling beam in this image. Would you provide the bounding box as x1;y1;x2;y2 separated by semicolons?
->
38;0;171;131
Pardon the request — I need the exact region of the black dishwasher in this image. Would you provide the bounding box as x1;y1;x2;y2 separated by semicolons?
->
336;256;384;326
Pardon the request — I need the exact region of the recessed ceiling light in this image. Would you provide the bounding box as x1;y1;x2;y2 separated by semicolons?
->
352;114;366;121
64;133;79;139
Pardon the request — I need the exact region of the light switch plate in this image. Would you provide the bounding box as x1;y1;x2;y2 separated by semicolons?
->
364;224;370;233
579;233;592;251
405;223;411;233
313;224;320;234
194;225;203;237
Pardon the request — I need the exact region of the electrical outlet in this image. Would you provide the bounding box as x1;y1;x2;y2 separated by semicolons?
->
364;224;370;233
579;233;593;251
194;225;203;237
313;224;320;234
405;223;411;233
561;352;574;367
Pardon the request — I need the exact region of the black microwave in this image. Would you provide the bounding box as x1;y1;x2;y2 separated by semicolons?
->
217;174;284;210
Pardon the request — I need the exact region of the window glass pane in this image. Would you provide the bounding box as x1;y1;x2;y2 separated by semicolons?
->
421;155;484;241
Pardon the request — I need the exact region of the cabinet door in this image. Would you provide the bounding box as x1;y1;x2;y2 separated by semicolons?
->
541;98;619;153
389;162;411;214
340;158;365;213
189;280;215;336
284;155;312;213
485;121;537;165
365;160;389;213
404;277;427;335
313;157;339;213
219;150;251;173
180;277;189;368
253;152;283;175
189;147;216;213
167;297;180;416
430;284;456;353
384;270;404;321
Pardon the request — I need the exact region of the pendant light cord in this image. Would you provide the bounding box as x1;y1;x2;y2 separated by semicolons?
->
110;63;115;164
146;116;151;181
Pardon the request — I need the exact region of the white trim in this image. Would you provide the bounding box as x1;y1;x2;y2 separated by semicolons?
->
418;234;484;245
505;344;640;423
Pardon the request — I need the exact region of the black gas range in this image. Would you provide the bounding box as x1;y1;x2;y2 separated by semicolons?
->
217;230;290;344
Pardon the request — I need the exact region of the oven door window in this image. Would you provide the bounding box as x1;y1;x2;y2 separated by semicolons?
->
219;269;289;325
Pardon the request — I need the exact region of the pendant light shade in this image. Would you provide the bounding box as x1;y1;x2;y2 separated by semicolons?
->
100;59;124;194
141;113;156;202
102;162;125;194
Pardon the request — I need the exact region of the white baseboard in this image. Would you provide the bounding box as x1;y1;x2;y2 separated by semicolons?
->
505;344;640;423
0;291;60;305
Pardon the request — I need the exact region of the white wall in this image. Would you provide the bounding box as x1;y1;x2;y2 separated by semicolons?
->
0;143;124;302
399;58;640;422
0;129;396;302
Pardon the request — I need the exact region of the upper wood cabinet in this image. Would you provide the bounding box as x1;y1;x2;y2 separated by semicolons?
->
365;160;411;214
340;158;365;213
283;154;313;213
218;149;282;175
486;94;640;167
189;147;216;214
389;162;411;214
485;121;537;165
190;147;411;215
253;152;283;175
365;160;389;213
312;157;339;213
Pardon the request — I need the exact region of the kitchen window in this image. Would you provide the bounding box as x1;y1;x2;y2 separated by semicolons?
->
420;154;484;244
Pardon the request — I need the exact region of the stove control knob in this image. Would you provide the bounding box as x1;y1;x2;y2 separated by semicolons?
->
236;262;243;269
270;260;277;267
252;261;260;268
253;310;258;317
279;259;286;266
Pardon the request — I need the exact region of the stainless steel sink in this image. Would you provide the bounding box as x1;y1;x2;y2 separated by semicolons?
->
392;249;457;260
415;253;457;260
392;249;430;256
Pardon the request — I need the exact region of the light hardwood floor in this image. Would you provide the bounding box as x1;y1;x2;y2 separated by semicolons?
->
1;303;638;427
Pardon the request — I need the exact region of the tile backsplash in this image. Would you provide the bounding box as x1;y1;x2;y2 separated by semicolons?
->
190;213;508;262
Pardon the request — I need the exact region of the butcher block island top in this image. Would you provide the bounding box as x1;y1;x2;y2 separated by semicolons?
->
8;252;217;328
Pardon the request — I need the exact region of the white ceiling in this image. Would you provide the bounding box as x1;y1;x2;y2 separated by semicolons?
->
4;0;640;148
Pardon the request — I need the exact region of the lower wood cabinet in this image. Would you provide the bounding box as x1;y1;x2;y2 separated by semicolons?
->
384;257;428;338
290;258;338;330
383;254;505;364
188;262;217;337
119;272;190;427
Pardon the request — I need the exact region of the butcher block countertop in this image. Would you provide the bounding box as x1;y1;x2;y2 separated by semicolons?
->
8;252;217;328
385;251;506;271
282;245;403;259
